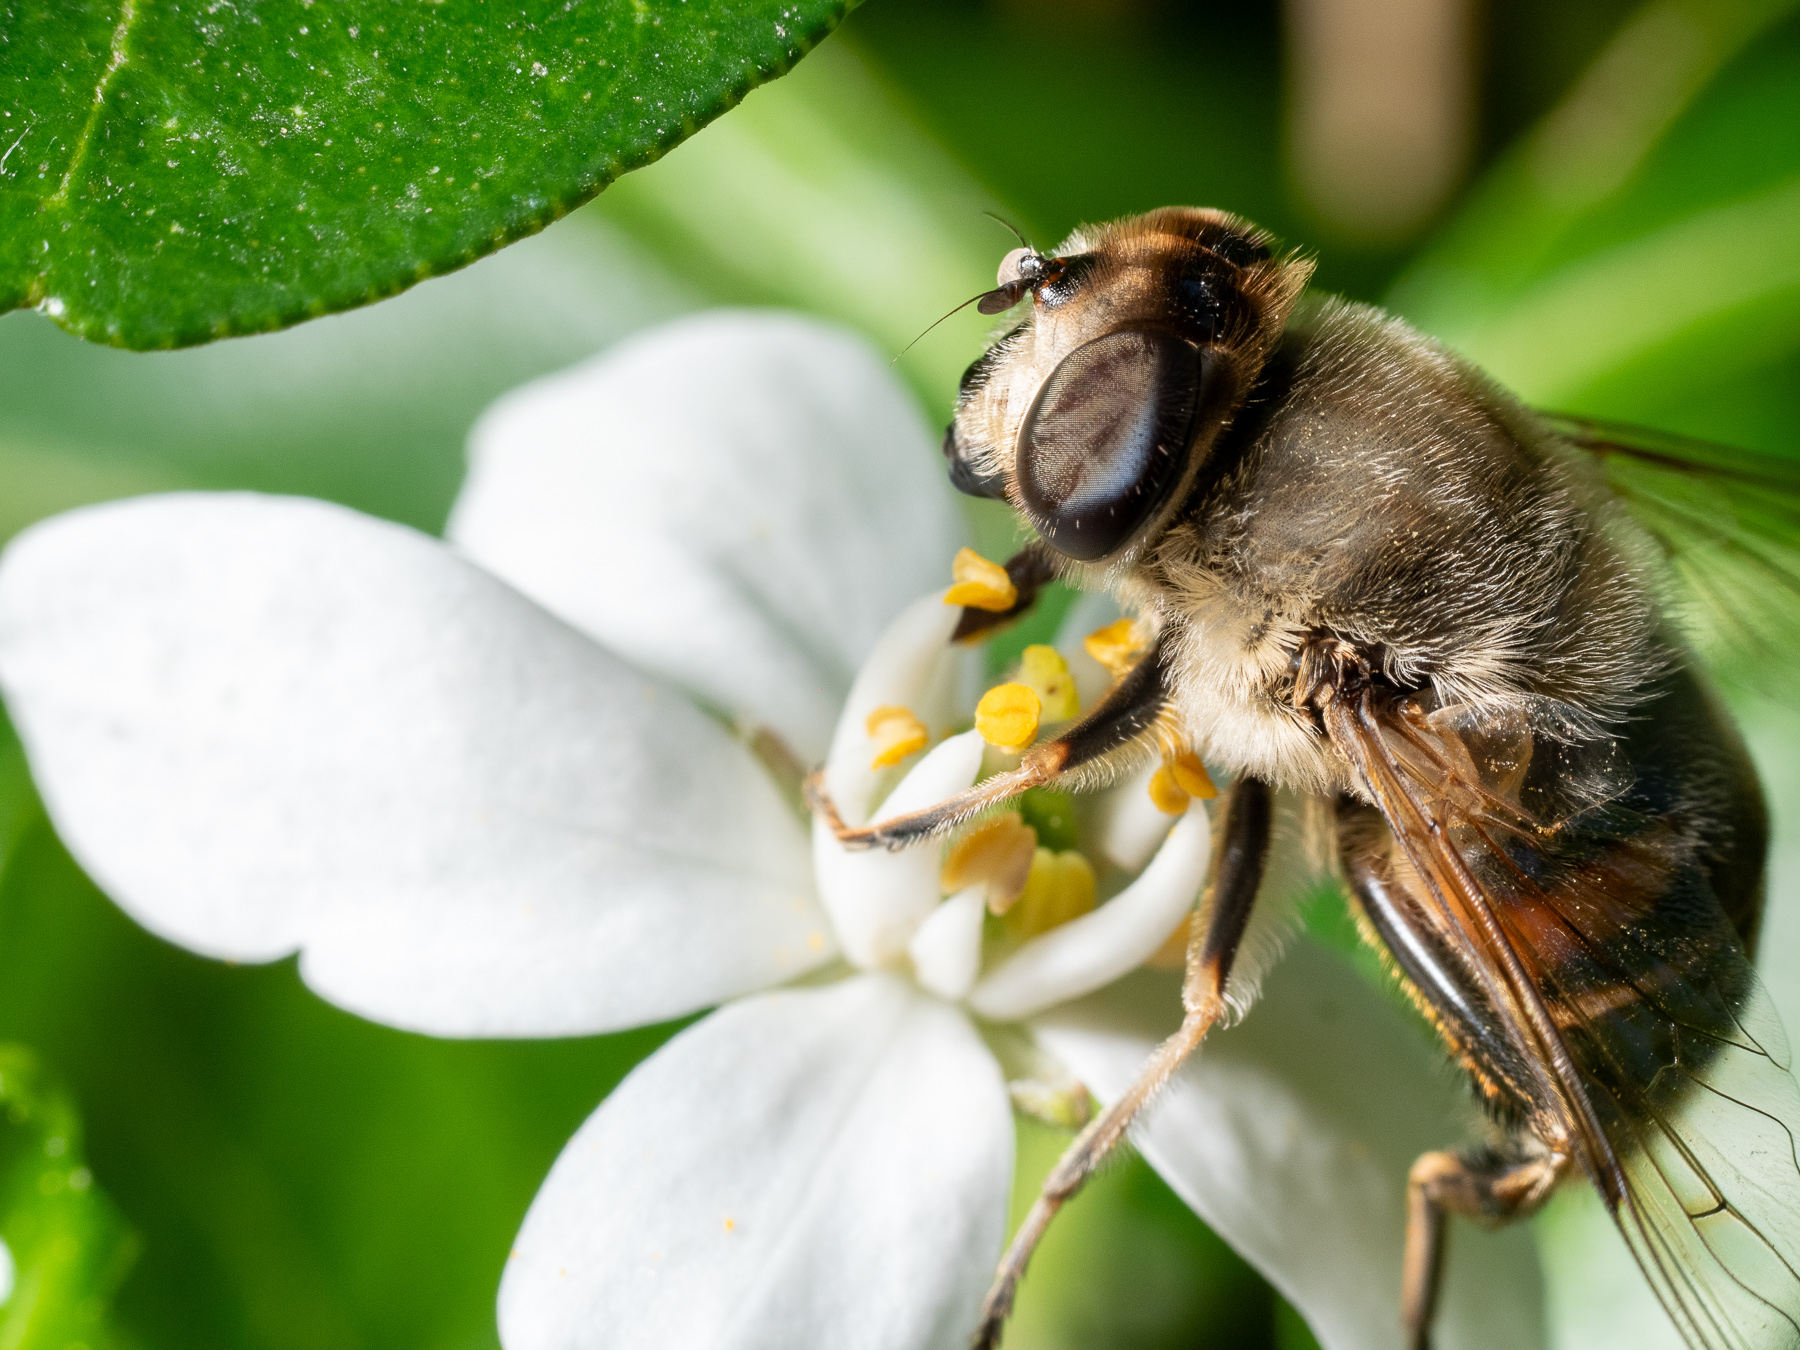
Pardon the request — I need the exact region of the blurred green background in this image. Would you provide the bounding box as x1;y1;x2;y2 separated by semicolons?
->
4;0;1800;1346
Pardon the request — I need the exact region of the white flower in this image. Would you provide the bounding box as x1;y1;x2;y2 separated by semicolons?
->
0;312;1544;1350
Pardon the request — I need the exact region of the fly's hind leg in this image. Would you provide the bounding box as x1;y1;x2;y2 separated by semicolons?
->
1403;1143;1568;1350
969;776;1274;1350
810;624;1172;852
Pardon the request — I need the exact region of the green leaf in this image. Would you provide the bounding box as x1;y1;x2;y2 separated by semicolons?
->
0;1044;136;1350
0;0;850;349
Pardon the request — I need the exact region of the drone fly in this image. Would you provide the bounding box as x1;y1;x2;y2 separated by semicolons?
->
813;207;1800;1350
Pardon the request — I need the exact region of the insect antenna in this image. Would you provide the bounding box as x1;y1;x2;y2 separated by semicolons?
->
891;210;1038;365
891;290;991;366
981;210;1034;251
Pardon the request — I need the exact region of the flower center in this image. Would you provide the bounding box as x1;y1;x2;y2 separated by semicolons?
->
809;548;1220;1023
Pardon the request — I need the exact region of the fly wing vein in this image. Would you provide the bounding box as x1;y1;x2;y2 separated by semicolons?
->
1326;685;1800;1350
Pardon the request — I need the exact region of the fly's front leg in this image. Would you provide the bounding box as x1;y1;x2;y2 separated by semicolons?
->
808;626;1172;851
1402;1144;1567;1350
970;776;1273;1350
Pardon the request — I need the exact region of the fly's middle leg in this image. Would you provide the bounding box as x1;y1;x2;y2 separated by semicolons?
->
968;776;1273;1350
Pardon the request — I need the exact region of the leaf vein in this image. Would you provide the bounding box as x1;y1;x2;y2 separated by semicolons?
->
48;0;143;208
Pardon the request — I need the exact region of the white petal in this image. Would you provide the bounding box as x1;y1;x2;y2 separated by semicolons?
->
821;592;964;827
1031;940;1547;1350
811;730;985;970
499;974;1013;1350
0;494;827;1037
451;311;964;764
909;886;986;1002
1094;760;1176;872
968;801;1210;1021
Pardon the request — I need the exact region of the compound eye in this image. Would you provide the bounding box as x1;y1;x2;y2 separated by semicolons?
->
1016;328;1213;561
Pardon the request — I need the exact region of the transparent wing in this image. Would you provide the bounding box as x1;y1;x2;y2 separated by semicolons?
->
1545;412;1800;698
1328;687;1800;1350
1605;976;1800;1350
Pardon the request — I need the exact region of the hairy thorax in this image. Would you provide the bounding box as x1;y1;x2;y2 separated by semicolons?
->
1106;299;1665;798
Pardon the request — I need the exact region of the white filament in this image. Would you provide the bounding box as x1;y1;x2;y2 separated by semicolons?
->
1096;761;1177;872
821;593;962;828
908;886;987;1002
812;731;985;971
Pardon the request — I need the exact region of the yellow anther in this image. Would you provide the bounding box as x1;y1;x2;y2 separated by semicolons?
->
1148;765;1190;815
1169;750;1217;799
1018;644;1079;721
1083;618;1148;678
975;682;1041;749
942;812;1039;914
1007;848;1098;940
1145;913;1194;970
864;705;928;768
944;547;1018;612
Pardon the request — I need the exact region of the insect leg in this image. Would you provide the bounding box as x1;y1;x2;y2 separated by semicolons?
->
951;542;1059;643
1402;1146;1567;1350
969;776;1273;1350
809;627;1171;851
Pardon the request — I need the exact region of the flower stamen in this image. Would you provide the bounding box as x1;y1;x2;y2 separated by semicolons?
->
1082;617;1147;679
864;704;929;768
1007;848;1097;939
1169;749;1217;799
1018;644;1079;721
1010;1079;1094;1131
975;682;1040;749
941;812;1038;915
1149;750;1216;813
943;547;1018;612
1147;766;1191;815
